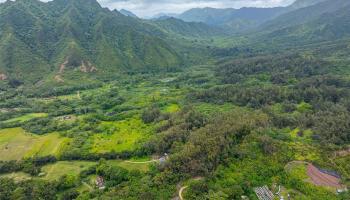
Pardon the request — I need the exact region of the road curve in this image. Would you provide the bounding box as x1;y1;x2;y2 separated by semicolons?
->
179;186;188;200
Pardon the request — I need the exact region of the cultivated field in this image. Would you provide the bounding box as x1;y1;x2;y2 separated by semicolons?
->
0;128;69;160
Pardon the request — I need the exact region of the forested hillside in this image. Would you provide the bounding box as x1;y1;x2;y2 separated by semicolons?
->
0;0;182;84
175;0;326;33
0;0;349;199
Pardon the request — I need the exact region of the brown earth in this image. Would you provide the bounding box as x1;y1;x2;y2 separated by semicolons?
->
59;60;68;74
54;75;64;83
334;148;350;157
307;164;343;189
0;73;7;80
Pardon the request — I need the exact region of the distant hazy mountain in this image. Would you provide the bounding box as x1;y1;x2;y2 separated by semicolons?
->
151;17;226;38
177;7;285;32
175;0;329;33
290;0;327;9
119;9;138;18
151;13;179;20
0;0;182;83
259;0;350;43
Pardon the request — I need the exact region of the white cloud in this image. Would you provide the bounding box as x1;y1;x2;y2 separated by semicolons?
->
99;0;295;17
0;0;296;18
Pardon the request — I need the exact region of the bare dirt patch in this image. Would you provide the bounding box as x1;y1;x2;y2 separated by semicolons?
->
333;148;350;157
80;61;97;73
307;164;343;189
54;75;64;83
0;73;7;80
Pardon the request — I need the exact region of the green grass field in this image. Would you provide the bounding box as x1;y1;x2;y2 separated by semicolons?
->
4;113;48;123
108;160;151;172
0;128;69;161
42;160;152;180
91;118;153;153
41;161;96;180
0;159;151;183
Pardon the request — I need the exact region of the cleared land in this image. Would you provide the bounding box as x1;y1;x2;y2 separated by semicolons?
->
3;113;48;123
41;161;96;180
307;164;344;189
91;118;153;153
0;128;69;160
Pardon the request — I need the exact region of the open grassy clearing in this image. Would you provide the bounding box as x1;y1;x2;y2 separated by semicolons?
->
3;113;48;123
108;160;151;172
0;128;69;161
0;172;32;182
91;118;153;153
41;161;96;180
0;159;151;183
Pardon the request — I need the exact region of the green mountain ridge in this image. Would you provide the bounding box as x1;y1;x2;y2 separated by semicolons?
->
151;17;227;38
0;0;183;84
258;0;350;45
174;0;327;33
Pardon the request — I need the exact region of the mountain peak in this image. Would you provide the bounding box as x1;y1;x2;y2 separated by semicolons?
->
290;0;327;9
119;9;138;18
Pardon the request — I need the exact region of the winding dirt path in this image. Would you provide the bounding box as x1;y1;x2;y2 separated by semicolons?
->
179;186;188;200
124;160;158;164
178;177;203;200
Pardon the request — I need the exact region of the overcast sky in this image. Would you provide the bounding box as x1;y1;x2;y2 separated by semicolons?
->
0;0;296;18
99;0;296;17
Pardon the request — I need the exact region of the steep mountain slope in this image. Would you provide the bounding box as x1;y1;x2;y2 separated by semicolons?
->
177;7;285;32
261;0;350;31
260;0;350;43
175;0;328;33
119;9;138;18
290;0;327;9
0;0;182;84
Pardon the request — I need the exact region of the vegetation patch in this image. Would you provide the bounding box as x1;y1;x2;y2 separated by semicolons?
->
91;118;153;153
3;113;48;123
0;128;68;161
41;161;96;180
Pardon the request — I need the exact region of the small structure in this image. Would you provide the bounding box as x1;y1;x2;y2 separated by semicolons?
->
95;176;105;190
254;186;274;200
63;116;72;120
38;172;46;177
159;153;169;164
336;188;348;194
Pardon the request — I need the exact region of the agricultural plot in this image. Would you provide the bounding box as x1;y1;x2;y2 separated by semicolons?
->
0;128;69;160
